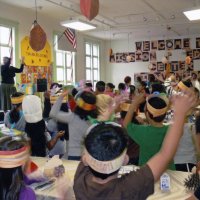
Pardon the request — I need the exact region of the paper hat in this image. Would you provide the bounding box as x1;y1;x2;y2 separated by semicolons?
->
0;136;29;168
50;94;68;104
11;94;25;105
146;94;169;117
76;97;96;111
177;81;190;91
22;95;43;123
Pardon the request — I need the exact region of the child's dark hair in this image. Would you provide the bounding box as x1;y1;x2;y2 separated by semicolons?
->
183;81;192;88
147;97;167;122
85;123;128;179
151;83;166;94
129;85;136;95
25;120;47;157
96;81;105;92
106;83;115;90
72;88;78;97
9;92;24;124
118;83;126;91
0;137;28;200
124;76;131;84
85;82;93;88
74;91;97;120
57;103;69;140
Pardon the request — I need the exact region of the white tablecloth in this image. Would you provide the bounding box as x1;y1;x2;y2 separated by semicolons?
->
31;157;192;200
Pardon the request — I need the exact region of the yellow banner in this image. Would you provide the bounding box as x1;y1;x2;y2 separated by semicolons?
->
21;36;52;67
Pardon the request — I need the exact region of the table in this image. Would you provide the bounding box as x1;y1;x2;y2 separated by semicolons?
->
31;157;192;200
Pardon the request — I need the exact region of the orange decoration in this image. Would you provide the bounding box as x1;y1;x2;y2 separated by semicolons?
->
80;0;99;21
109;48;113;56
29;21;47;52
185;56;191;65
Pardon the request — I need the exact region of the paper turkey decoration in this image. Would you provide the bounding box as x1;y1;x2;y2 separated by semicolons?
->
80;0;99;21
29;20;47;52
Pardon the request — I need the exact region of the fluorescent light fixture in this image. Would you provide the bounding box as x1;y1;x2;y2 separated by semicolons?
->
183;8;200;21
60;20;96;31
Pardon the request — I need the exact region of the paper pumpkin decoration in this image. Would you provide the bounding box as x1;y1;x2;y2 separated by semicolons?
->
126;55;131;62
29;21;47;52
185;56;191;65
80;0;99;20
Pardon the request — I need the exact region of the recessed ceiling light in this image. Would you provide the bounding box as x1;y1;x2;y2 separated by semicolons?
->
60;19;96;31
183;8;200;21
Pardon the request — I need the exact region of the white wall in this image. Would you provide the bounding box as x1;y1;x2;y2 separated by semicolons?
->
0;2;106;83
105;36;200;87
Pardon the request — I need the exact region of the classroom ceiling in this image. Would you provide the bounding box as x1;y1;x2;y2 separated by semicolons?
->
1;0;200;40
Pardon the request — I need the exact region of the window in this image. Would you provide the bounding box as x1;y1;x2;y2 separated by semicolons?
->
54;35;75;85
0;25;15;64
85;41;100;87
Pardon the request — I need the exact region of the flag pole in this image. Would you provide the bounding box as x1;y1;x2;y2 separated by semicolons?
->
53;31;65;47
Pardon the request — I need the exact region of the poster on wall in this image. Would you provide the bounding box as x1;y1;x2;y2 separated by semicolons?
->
151;41;158;50
171;61;179;71
150;51;157;62
196;38;200;48
135;51;142;61
143;41;150;51
193;49;200;60
158;40;165;50
186;50;193;59
183;38;190;49
157;62;165;71
166;40;174;50
142;52;149;62
174;39;182;49
110;54;116;63
129;52;135;62
179;61;185;71
116;53;123;63
135;42;142;51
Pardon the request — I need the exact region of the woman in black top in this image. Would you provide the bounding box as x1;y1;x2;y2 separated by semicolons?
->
0;56;24;111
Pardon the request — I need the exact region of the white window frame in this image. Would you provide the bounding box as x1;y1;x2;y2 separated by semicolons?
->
85;41;100;87
54;35;75;85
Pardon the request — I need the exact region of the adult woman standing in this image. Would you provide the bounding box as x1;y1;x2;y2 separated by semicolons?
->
1;57;25;111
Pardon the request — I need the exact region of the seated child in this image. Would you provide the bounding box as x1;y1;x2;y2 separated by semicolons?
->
22;95;64;157
73;91;195;200
4;92;26;131
124;93;175;169
0;136;36;200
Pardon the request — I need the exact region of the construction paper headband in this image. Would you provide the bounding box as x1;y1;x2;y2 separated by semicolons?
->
84;148;127;174
50;95;68;104
84;122;124;174
177;81;189;91
0;141;30;168
146;94;169;117
76;97;96;111
120;102;130;112
11;95;25;105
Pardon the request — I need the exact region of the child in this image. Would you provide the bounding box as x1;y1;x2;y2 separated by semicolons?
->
124;93;175;169
73;91;195;200
50;90;97;160
4;92;26;131
0;136;36;200
105;83;115;97
95;81;105;95
22;95;64;157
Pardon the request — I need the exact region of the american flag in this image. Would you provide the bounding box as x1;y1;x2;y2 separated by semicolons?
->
64;28;77;49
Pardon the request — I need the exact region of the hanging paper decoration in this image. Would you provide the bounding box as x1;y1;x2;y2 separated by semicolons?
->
109;48;113;56
185;56;191;65
161;56;168;64
29;21;47;52
80;0;99;21
126;55;131;62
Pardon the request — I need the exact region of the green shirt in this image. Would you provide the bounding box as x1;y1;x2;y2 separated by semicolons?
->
127;123;175;170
